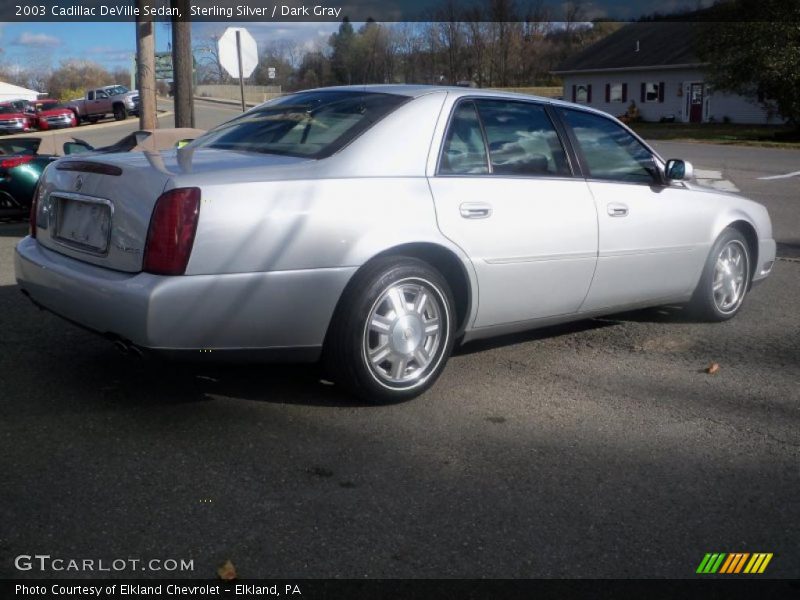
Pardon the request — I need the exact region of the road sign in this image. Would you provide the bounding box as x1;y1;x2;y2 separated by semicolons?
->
154;52;173;80
218;27;258;79
268;67;276;80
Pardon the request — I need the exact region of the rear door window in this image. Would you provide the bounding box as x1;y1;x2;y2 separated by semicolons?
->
439;101;489;175
475;100;571;177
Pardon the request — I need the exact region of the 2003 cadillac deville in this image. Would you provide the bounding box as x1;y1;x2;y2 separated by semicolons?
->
15;86;776;402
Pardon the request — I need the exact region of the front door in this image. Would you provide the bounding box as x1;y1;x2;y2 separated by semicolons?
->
429;99;598;328
557;107;712;312
689;83;704;123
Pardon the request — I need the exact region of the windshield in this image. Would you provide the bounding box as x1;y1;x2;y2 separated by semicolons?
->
190;91;408;159
107;86;129;96
0;105;19;115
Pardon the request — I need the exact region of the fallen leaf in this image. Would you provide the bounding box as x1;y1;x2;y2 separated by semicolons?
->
217;560;237;581
705;362;721;375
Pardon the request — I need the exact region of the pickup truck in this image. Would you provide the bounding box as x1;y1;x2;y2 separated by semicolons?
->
65;85;139;123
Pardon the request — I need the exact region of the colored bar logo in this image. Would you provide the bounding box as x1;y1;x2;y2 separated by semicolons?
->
696;553;773;574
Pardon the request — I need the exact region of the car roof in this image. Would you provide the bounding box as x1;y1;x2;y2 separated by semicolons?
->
296;84;612;118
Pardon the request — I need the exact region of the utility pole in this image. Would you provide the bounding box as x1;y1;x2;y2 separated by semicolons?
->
171;0;194;128
136;0;157;130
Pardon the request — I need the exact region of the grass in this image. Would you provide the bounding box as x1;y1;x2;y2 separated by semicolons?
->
628;122;800;148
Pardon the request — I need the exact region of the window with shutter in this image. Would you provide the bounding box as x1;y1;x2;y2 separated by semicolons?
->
609;84;624;103
642;83;660;103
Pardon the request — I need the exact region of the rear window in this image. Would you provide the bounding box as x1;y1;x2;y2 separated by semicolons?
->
191;91;409;159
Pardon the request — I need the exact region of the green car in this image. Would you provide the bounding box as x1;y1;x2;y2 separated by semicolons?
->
0;137;91;218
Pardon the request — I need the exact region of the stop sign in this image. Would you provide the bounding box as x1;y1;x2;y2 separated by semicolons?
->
218;27;258;78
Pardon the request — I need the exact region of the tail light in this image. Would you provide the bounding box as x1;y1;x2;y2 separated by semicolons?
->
143;187;201;275
1;155;35;169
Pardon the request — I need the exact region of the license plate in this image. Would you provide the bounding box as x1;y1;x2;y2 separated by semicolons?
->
54;197;111;253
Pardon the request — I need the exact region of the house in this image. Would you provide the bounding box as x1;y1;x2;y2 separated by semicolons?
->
553;22;780;124
0;81;42;103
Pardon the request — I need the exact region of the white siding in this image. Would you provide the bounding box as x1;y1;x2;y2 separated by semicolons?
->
561;69;783;124
708;90;780;124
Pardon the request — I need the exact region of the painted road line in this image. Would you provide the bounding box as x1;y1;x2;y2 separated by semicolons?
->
695;169;723;179
695;166;740;193
758;170;800;180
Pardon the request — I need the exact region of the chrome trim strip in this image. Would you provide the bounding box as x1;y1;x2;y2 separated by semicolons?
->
484;252;596;264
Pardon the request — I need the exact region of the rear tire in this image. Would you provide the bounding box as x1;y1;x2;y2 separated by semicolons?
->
688;227;751;322
323;257;455;403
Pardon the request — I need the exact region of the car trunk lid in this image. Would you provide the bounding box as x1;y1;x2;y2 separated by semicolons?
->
33;149;314;273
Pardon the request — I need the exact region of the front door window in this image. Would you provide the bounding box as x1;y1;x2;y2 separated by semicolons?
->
558;108;659;185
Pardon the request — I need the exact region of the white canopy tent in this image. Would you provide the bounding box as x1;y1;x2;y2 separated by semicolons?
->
0;81;41;102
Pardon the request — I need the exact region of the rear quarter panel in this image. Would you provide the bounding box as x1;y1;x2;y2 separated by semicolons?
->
185;177;458;274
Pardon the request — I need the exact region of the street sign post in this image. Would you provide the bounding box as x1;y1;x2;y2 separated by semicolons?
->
218;27;258;112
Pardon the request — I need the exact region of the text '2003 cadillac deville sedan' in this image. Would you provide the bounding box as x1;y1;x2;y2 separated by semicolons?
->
15;85;776;402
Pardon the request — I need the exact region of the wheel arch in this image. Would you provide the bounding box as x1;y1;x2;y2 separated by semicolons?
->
325;242;476;349
372;242;474;335
727;219;759;284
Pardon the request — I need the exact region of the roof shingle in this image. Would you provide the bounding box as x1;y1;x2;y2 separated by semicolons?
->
555;22;704;73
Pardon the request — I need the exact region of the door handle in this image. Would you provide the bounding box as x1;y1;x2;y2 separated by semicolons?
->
607;203;629;217
460;202;492;219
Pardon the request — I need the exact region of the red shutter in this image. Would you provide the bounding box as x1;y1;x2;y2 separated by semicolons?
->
572;85;576;103
622;83;628;102
640;82;646;102
605;84;610;102
658;82;665;102
587;85;592;103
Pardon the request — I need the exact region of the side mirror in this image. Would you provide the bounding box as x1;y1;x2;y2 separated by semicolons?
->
665;159;693;182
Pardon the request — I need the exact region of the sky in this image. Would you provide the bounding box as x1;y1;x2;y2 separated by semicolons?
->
0;0;718;75
0;21;341;73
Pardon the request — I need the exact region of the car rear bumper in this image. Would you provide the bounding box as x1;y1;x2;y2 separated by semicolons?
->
14;236;355;359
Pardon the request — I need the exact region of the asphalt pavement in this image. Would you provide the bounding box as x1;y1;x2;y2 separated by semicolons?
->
0;114;798;580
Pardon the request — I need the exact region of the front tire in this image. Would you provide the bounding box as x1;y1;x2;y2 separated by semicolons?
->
113;104;127;121
324;257;456;403
689;227;751;321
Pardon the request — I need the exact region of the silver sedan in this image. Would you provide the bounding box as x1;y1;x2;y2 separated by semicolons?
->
15;85;776;402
